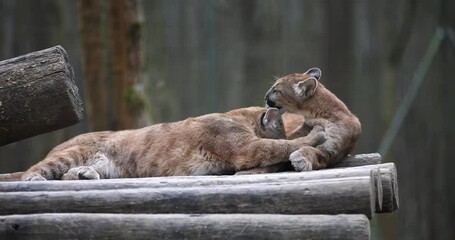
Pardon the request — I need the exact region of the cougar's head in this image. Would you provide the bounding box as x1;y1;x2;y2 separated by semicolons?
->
265;67;321;114
257;108;286;139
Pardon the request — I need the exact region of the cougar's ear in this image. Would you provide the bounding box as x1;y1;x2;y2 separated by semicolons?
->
305;67;321;80
294;77;319;98
262;108;282;129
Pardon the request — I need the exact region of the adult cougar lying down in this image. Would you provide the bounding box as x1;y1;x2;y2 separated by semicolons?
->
21;107;326;181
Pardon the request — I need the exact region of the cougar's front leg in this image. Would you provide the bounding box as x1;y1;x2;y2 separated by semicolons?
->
287;122;313;140
232;126;326;172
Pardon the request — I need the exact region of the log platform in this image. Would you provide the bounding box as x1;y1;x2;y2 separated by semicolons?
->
0;153;398;239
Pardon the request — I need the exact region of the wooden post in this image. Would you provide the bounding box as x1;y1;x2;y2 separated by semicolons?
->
0;213;371;240
0;176;376;218
0;46;83;145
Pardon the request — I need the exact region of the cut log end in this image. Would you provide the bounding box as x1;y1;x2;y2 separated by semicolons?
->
0;45;83;146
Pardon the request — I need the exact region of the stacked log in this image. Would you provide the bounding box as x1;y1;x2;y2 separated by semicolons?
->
0;153;398;239
0;214;371;240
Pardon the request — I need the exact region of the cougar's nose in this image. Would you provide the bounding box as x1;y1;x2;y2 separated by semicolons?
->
266;98;277;108
264;89;273;107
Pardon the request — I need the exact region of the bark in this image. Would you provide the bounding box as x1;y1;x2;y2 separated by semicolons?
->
332;153;382;168
0;46;82;145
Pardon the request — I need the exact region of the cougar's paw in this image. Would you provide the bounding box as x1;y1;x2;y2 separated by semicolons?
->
290;151;313;172
22;174;46;181
312;125;325;133
308;125;327;146
78;166;100;180
62;166;100;180
314;130;327;145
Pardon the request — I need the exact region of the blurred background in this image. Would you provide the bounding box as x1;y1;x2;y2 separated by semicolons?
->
0;0;454;239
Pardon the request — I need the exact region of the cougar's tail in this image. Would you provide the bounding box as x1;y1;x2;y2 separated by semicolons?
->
21;145;91;181
0;171;24;181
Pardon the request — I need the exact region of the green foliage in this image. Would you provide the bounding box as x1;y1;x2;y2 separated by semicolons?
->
124;86;145;116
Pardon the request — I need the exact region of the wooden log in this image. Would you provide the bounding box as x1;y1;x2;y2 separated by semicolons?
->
336;162;399;212
0;213;371;240
0;164;398;213
0;167;384;210
0;45;83;146
377;168;399;212
333;153;382;168
0;163;398;213
370;169;383;212
0;176;376;218
0;168;384;191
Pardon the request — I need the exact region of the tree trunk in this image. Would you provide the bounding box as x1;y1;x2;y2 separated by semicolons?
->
77;0;108;131
0;213;371;240
107;0;147;129
0;46;83;146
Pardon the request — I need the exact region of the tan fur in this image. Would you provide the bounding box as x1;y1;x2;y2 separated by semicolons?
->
234;113;310;175
264;68;361;171
282;113;306;140
0;172;23;181
21;107;326;181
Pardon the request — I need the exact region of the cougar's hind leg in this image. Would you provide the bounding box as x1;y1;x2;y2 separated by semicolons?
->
290;142;334;171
